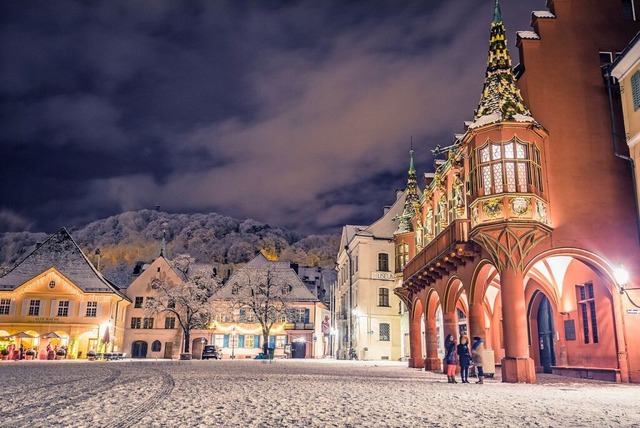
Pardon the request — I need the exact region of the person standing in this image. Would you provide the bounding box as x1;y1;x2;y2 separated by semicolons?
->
457;335;472;383
472;336;485;384
444;334;457;383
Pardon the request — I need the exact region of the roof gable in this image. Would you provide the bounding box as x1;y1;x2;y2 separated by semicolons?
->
0;228;125;297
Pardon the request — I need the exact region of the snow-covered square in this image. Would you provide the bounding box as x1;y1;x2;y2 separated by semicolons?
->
1;359;638;427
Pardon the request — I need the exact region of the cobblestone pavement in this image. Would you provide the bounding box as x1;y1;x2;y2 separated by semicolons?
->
1;359;638;427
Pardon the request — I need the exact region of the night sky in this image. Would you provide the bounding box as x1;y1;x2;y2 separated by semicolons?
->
0;0;544;235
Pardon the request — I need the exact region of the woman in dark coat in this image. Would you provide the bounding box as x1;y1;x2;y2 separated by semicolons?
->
444;334;457;383
456;335;472;383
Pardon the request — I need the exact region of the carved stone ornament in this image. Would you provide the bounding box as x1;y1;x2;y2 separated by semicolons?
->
482;198;503;218
510;197;530;216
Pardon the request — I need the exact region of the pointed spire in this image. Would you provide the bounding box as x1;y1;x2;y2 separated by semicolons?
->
395;147;421;234
159;222;168;258
493;0;502;23
470;0;536;129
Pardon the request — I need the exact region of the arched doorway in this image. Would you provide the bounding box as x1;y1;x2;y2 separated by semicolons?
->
192;337;207;359
536;294;556;373
131;341;148;358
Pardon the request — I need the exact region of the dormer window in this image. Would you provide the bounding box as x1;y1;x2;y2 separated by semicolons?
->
470;138;542;196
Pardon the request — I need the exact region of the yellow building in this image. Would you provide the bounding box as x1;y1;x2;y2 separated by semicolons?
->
610;33;640;235
0;228;130;359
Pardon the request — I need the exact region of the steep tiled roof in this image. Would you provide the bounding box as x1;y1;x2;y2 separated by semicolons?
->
218;255;319;302
0;228;126;297
469;0;536;130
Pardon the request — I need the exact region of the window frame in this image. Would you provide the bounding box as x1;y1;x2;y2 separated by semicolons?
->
86;301;98;317
0;299;10;315
57;300;70;317
378;288;390;307
378;253;389;272
134;297;144;309
379;323;391;341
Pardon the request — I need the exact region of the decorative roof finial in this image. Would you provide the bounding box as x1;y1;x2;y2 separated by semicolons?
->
469;0;536;129
159;222;168;258
395;144;421;234
493;0;502;24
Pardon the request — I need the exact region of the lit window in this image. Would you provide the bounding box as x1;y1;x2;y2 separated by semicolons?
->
395;243;409;270
214;334;225;348
470;138;542;196
275;335;286;348
57;301;69;317
245;335;254;348
28;300;40;316
379;323;390;341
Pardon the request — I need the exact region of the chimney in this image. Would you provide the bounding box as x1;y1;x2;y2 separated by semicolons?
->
94;248;101;271
395;189;403;200
383;206;391;215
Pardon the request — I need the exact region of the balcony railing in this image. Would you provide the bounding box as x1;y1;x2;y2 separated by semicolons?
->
403;219;471;280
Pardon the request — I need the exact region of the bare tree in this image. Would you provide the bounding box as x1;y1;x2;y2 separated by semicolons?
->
229;267;292;355
148;254;220;356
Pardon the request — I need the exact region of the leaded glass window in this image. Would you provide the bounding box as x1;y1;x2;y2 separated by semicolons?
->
505;162;516;192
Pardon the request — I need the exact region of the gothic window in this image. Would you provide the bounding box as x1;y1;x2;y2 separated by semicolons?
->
470;138;542;196
395;243;409;271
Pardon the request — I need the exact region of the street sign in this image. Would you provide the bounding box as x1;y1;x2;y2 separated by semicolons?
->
626;309;640;315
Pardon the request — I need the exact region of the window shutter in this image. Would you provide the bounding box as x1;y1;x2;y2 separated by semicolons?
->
269;335;275;347
9;299;16;315
79;302;87;317
96;302;103;317
304;309;310;323
238;335;245;348
223;334;229;348
21;300;29;315
68;301;76;317
38;300;44;316
50;300;58;317
254;335;261;348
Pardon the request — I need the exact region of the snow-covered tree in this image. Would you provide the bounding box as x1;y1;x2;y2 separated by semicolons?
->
228;267;292;353
148;254;220;355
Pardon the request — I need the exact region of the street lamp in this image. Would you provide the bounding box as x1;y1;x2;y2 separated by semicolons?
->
231;327;236;359
614;265;630;294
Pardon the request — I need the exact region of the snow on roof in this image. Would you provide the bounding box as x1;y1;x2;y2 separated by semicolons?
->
0;228;126;297
532;11;556;19
517;31;541;40
468;112;537;130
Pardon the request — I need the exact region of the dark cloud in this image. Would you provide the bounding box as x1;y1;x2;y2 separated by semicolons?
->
0;0;545;234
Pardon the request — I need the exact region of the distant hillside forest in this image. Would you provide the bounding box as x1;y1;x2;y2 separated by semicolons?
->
0;210;340;287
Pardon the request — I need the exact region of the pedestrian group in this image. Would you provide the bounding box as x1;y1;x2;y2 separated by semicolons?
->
444;334;485;384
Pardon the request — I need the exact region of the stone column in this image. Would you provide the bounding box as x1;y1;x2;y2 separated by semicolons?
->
500;266;535;383
423;317;441;371
408;309;423;368
468;302;486;341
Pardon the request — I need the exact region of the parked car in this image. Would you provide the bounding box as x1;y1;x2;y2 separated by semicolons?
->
202;345;221;360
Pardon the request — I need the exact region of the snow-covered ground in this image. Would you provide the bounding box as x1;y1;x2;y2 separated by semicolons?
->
1;359;638;427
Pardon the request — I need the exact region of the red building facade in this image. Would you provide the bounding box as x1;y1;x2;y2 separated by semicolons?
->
395;0;640;383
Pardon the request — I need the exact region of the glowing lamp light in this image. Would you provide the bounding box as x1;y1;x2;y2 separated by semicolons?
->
614;265;630;293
